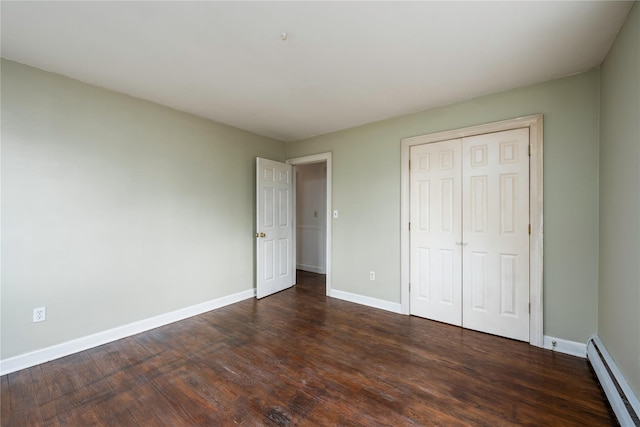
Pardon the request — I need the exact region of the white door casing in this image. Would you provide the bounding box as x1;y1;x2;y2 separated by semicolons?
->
409;139;463;325
461;129;530;341
256;158;294;299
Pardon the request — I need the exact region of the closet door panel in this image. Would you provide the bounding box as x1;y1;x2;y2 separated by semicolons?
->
410;140;462;325
462;128;530;341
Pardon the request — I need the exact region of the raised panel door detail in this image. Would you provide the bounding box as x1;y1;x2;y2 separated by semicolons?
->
471;145;488;167
441;179;454;232
500;174;518;235
471;176;488;234
264;188;275;229
500;254;517;315
279;238;289;277
418;248;430;299
264;240;275;281
440;249;454;303
264;167;275;182
499;141;519;164
279;170;289;183
418;154;430;172
279;189;289;227
439;150;454;169
417;181;430;232
471;252;487;310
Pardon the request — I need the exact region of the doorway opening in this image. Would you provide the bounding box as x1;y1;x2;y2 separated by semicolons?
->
287;153;332;296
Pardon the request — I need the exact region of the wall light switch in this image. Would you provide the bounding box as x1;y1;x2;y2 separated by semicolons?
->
333;210;339;218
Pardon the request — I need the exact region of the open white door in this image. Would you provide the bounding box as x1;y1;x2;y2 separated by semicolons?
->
256;158;294;299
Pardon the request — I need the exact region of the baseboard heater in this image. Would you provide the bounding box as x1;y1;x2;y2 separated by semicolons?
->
587;335;640;426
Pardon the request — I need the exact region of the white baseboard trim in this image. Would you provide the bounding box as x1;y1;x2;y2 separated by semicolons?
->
0;288;256;376
296;264;326;274
330;289;402;314
543;335;587;358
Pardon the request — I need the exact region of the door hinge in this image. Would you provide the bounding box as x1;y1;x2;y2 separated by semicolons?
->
529;303;531;314
409;160;411;170
409;222;411;231
528;145;532;156
528;224;531;235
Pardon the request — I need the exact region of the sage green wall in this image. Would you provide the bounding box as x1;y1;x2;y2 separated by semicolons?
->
287;70;601;344
1;60;286;360
599;3;640;397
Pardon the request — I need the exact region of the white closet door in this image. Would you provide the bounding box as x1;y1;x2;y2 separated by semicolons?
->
462;128;530;341
410;139;462;325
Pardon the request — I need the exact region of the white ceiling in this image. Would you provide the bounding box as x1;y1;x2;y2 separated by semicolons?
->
1;1;634;142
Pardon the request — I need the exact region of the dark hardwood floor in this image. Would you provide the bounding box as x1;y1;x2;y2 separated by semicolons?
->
2;271;614;426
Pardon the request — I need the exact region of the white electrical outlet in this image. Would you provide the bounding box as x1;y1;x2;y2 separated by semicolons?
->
33;307;46;323
369;271;375;281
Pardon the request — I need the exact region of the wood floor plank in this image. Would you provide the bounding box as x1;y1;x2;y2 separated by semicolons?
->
0;271;614;425
1;374;11;426
3;369;42;426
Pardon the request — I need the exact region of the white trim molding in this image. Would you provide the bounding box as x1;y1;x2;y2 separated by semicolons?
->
287;152;332;296
330;289;403;314
0;288;256;376
543;335;587;358
400;115;544;347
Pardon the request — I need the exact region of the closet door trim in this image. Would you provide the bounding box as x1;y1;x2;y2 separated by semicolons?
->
400;115;543;347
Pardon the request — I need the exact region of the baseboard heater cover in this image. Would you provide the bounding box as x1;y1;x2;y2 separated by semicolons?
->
587;335;640;426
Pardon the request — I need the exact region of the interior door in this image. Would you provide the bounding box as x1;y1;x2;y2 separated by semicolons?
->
462;128;530;341
409;139;463;325
409;128;530;342
256;158;294;299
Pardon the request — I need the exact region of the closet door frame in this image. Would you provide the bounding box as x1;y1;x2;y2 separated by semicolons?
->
400;115;543;347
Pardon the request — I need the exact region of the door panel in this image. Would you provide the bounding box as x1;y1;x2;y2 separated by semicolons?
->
410;140;462;325
462;128;530;341
256;158;293;299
